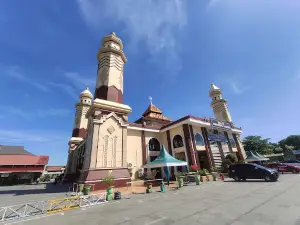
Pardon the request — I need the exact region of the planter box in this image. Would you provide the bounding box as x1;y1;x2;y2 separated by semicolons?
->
206;175;213;181
201;176;207;182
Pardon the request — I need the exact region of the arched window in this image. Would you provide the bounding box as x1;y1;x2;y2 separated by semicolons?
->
173;135;184;148
149;138;160;151
195;133;204;146
230;138;237;148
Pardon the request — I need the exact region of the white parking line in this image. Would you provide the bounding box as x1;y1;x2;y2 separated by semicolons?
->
3;213;63;225
145;217;167;225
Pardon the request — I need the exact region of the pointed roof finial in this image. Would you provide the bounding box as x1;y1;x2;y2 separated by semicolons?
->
210;83;220;92
149;96;153;105
112;32;116;36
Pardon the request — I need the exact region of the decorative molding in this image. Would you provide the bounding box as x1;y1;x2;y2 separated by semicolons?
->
107;125;115;134
93;112;128;127
127;126;159;132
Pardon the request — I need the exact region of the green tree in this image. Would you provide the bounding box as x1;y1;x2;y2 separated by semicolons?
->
279;135;300;150
242;136;271;155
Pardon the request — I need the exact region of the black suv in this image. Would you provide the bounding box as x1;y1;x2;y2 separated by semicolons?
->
229;163;279;182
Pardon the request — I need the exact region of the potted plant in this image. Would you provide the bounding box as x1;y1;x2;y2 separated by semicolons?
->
195;170;201;185
82;185;91;195
175;172;184;188
160;181;166;193
212;173;217;181
101;170;115;200
199;169;207;183
79;184;84;194
204;169;212;181
146;182;153;193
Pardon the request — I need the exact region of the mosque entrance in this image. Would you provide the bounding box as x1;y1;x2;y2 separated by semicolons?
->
197;151;210;170
175;152;187;173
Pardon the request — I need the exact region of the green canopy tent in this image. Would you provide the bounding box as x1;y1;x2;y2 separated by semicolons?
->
254;151;269;161
142;145;187;184
143;145;187;168
245;151;267;162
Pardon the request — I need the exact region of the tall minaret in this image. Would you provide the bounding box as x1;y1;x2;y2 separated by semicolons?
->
94;32;127;103
209;83;232;122
65;88;93;178
72;88;93;138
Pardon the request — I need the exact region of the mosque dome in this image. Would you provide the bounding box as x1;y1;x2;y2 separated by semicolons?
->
209;83;220;92
80;88;93;99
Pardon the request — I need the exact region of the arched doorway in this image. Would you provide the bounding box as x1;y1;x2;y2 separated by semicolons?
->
148;138;162;179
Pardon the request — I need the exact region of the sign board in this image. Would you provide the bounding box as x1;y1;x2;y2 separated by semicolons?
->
210;118;233;130
208;133;227;142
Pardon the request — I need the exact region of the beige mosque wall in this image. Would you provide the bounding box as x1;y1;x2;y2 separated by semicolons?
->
160;132;169;151
127;129;143;179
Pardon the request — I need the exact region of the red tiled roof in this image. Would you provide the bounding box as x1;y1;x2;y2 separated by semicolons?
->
45;166;65;172
141;104;171;121
0;155;49;166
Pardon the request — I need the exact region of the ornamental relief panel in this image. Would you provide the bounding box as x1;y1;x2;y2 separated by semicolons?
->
96;117;123;168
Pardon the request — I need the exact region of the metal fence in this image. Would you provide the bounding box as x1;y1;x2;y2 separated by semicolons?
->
80;192;107;208
0;192;107;222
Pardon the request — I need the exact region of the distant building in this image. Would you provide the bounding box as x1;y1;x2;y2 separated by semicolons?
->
292;150;300;160
43;166;65;178
0;145;49;185
64;32;246;190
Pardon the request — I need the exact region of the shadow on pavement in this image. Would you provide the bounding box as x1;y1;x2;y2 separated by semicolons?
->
224;180;270;183
0;183;70;196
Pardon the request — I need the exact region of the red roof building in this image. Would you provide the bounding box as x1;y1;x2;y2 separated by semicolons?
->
0;145;49;184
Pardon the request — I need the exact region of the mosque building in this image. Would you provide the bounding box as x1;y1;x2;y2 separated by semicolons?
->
64;32;246;190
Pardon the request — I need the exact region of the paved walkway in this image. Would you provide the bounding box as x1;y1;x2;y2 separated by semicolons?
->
3;174;300;225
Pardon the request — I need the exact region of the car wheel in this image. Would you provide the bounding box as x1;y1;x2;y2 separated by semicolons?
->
242;177;246;181
265;175;271;182
234;176;240;182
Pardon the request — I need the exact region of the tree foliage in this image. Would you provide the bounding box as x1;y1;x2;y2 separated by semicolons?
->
242;134;300;155
279;135;300;151
242;136;272;155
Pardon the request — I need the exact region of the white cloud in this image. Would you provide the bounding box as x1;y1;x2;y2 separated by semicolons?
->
76;0;187;76
0;129;68;144
48;82;78;100
2;65;49;92
231;82;245;94
214;74;251;95
206;0;220;11
0;106;71;119
36;108;71;117
64;72;94;89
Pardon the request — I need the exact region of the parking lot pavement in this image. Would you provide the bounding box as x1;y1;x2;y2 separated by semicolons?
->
0;183;69;207
2;174;300;225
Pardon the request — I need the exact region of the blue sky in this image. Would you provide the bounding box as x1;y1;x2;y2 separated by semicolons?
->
0;0;300;165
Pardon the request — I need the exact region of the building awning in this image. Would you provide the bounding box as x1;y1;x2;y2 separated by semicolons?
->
143;145;187;168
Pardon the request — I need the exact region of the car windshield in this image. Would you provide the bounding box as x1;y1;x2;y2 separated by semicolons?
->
250;163;267;169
